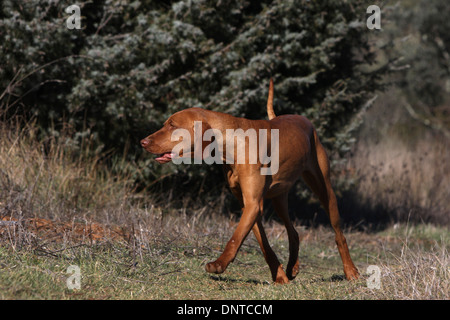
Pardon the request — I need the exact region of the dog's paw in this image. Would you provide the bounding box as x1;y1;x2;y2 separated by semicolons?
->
344;266;360;281
286;259;300;280
205;261;225;274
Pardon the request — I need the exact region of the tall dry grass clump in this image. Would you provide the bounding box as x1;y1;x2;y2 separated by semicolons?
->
0;117;136;224
349;136;449;224
345;91;450;226
377;226;449;299
383;245;449;299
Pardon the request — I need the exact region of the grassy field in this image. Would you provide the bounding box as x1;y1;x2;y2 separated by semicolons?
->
0;215;448;300
0;118;448;300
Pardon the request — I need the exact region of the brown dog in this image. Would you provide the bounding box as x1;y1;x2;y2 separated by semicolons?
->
141;79;359;283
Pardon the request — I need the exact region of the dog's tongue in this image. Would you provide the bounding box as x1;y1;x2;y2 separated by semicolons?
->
155;152;173;163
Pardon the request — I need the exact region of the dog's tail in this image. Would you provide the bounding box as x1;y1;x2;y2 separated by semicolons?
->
267;78;276;120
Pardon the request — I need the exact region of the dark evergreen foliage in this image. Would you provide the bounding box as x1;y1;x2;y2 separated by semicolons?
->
1;0;385;197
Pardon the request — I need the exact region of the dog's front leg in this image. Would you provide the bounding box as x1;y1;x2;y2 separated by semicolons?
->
205;199;261;275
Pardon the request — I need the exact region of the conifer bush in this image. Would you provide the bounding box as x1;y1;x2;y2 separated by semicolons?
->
1;0;384;201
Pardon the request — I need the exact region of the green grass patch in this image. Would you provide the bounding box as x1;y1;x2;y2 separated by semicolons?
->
1;223;448;300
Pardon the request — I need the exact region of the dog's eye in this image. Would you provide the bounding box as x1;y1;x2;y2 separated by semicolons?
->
168;121;176;128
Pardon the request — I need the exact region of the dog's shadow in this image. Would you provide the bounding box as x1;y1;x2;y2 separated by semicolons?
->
308;274;346;283
209;275;270;286
210;274;347;285
326;274;346;282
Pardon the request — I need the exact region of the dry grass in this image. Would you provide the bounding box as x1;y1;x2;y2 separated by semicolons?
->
344;90;450;225
1;212;448;299
348;136;449;223
379;241;449;299
0;118;136;224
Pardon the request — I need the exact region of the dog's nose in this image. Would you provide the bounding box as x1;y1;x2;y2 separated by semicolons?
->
140;138;150;148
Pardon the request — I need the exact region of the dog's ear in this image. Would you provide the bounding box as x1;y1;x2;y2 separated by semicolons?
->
200;121;212;153
191;120;213;161
200;121;225;163
201;121;211;135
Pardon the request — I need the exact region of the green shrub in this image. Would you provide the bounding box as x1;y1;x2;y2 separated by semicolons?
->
0;0;385;201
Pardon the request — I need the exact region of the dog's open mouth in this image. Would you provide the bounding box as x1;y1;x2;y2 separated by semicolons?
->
155;152;175;164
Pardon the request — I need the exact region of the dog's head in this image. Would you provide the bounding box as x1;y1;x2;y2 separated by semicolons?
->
140;108;211;164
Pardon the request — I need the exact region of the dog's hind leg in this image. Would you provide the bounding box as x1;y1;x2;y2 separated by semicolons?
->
301;130;359;280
